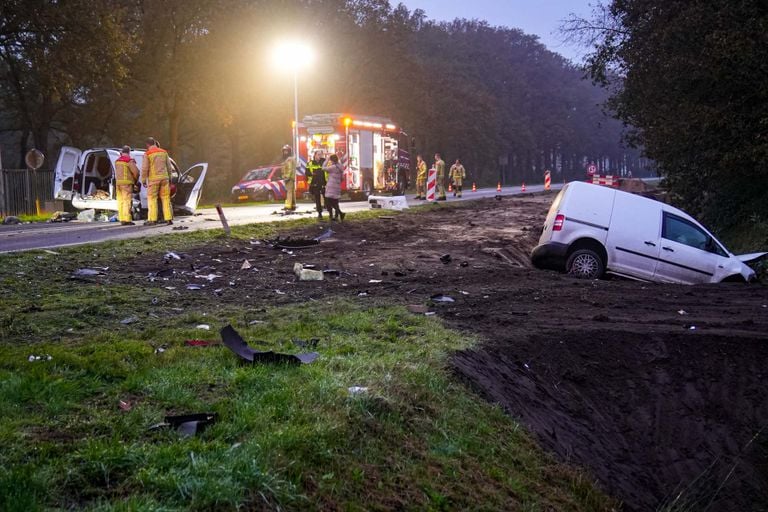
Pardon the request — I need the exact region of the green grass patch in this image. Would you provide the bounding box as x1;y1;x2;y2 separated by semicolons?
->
0;206;613;510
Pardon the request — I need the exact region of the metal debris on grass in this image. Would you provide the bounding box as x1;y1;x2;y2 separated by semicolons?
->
220;325;319;365
28;354;52;362
149;413;218;437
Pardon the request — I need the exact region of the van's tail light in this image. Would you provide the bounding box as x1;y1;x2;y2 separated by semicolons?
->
553;214;565;231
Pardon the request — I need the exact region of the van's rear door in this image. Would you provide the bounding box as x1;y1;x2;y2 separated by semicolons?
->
53;146;82;199
606;192;661;279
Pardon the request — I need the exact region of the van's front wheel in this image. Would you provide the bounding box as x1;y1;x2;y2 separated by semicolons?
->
566;249;604;279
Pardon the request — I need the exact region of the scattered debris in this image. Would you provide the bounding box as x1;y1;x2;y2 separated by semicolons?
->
369;279;383;284
43;249;60;255
241;259;252;270
274;289;286;295
150;413;218;437
195;273;222;282
357;291;369;297
172;225;189;231
407;304;430;314
348;386;369;395
184;339;220;347
292;338;319;350
460;261;469;267
77;209;96;222
71;268;106;278
186;284;203;290
28;354;52;362
49;211;77;222
440;254;452;264
368;195;409;210
424;311;437;316
678;310;688;315
196;324;211;330
323;269;341;276
119;400;132;411
121;316;139;325
294;263;324;281
154;344;168;354
164;252;182;261
314;228;334;241
431;294;455;303
248;320;266;325
220;325;319;364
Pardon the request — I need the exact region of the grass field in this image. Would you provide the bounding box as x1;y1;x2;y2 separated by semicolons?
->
0;215;614;511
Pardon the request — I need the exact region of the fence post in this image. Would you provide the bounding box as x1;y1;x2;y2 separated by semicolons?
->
0;170;5;217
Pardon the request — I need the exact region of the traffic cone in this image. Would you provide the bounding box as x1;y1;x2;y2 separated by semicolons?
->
521;182;526;192
448;182;453;193
472;182;477;192
496;182;502;192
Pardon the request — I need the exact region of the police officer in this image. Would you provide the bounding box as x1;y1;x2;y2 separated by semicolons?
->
415;155;427;200
307;150;326;219
115;146;139;225
141;137;173;226
434;153;446;200
450;158;466;198
281;144;296;211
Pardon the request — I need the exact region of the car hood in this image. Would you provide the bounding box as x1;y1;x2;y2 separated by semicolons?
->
234;180;269;189
735;252;768;263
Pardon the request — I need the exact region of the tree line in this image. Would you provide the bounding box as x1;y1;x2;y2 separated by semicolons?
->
567;0;768;230
0;0;645;198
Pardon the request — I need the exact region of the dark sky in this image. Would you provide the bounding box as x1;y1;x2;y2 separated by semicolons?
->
398;0;594;61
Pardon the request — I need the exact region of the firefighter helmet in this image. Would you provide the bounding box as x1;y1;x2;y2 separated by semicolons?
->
282;144;292;156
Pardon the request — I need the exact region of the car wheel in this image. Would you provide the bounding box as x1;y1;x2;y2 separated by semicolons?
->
267;191;275;202
566;249;605;279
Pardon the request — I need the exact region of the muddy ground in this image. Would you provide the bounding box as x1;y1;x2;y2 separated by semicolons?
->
110;194;768;511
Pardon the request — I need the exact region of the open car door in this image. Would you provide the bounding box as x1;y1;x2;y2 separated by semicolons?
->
172;163;208;214
53;146;82;200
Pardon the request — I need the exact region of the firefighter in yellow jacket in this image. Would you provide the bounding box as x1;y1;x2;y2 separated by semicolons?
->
450;158;466;198
434;153;446;200
281;144;297;211
415;155;427;200
141;137;173;226
115;145;139;225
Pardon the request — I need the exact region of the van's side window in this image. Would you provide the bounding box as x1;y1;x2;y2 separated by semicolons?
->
662;213;712;252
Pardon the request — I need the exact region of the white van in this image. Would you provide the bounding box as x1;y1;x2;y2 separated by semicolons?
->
53;146;208;218
531;181;764;284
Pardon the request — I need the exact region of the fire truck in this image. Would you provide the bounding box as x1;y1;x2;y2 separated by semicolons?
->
296;113;410;199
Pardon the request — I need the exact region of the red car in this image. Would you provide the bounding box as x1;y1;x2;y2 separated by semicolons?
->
231;166;286;202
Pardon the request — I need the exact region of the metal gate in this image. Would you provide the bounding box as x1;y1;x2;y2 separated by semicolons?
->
0;169;55;217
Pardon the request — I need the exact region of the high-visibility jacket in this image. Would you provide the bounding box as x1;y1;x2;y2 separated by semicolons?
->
307;159;326;187
283;156;296;181
435;159;445;177
450;163;466;181
416;160;427;180
115;156;139;186
142;146;170;183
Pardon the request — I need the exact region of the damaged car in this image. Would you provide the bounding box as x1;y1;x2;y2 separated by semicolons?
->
53;146;208;218
532;181;765;284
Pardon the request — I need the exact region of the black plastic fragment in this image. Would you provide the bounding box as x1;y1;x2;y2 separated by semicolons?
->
220;325;319;365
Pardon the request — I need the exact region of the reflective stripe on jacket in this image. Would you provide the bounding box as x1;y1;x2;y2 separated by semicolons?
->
142;146;170;182
283;156;296;180
115;156;139;186
417;161;427;180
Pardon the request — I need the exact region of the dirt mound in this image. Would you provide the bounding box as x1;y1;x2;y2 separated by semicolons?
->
452;330;768;511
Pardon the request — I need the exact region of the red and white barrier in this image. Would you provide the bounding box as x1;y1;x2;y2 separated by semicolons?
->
589;174;620;187
426;168;437;201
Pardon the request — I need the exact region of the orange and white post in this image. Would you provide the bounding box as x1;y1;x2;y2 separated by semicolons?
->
544;170;551;192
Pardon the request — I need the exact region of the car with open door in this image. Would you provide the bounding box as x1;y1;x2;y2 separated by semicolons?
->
53;146;207;218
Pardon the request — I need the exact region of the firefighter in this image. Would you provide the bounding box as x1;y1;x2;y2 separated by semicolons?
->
307;150;326;219
415;155;427;200
450;158;466;198
281;144;296;211
115;146;139;225
434;153;446;200
141;137;173;226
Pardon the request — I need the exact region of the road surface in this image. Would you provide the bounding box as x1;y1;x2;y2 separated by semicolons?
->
0;184;556;253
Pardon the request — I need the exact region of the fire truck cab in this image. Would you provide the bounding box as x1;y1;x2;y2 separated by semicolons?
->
297;113;410;200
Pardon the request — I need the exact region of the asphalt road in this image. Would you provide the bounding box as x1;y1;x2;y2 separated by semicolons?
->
0;184;557;253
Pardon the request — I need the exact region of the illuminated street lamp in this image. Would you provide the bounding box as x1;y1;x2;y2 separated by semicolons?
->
272;40;315;163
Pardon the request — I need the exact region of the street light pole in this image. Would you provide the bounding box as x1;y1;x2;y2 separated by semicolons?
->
293;67;299;195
